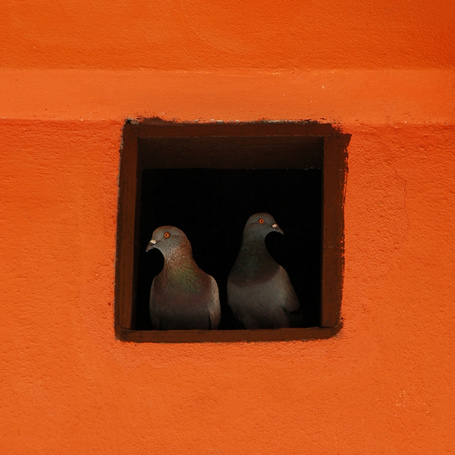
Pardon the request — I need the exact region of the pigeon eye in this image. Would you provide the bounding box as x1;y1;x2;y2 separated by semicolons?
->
258;218;265;224
163;232;170;239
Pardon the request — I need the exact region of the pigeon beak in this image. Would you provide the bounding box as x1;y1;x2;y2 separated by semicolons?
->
146;239;157;252
272;223;284;235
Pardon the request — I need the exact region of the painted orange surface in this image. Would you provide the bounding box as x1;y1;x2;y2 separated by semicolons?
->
1;1;455;454
1;0;454;70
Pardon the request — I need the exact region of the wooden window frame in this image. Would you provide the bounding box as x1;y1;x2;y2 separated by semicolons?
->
115;119;349;342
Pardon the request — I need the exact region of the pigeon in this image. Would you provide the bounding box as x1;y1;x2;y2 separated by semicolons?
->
227;213;302;329
146;226;221;330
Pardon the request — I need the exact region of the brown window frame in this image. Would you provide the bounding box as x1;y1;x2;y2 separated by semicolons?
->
115;119;349;342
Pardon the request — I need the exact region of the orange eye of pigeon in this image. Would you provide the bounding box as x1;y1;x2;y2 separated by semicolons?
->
163;232;170;238
258;218;265;224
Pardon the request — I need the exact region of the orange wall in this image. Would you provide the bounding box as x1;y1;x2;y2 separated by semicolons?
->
1;0;454;70
1;1;455;454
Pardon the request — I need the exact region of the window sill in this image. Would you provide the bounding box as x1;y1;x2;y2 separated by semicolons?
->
117;324;342;343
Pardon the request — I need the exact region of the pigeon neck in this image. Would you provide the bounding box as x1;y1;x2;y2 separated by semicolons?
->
236;232;277;272
162;243;195;270
160;244;205;289
163;245;199;277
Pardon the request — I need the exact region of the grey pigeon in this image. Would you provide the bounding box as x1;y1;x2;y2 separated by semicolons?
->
146;226;221;330
227;213;302;329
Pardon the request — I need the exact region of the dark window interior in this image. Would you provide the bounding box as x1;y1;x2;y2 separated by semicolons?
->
135;168;322;330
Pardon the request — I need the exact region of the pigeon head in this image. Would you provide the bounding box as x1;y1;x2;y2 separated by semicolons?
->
145;226;191;257
243;212;284;238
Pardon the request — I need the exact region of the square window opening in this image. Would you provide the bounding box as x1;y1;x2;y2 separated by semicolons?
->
115;120;349;342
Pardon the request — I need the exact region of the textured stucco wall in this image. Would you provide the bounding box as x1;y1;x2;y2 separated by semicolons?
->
1;0;454;69
1;1;454;453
